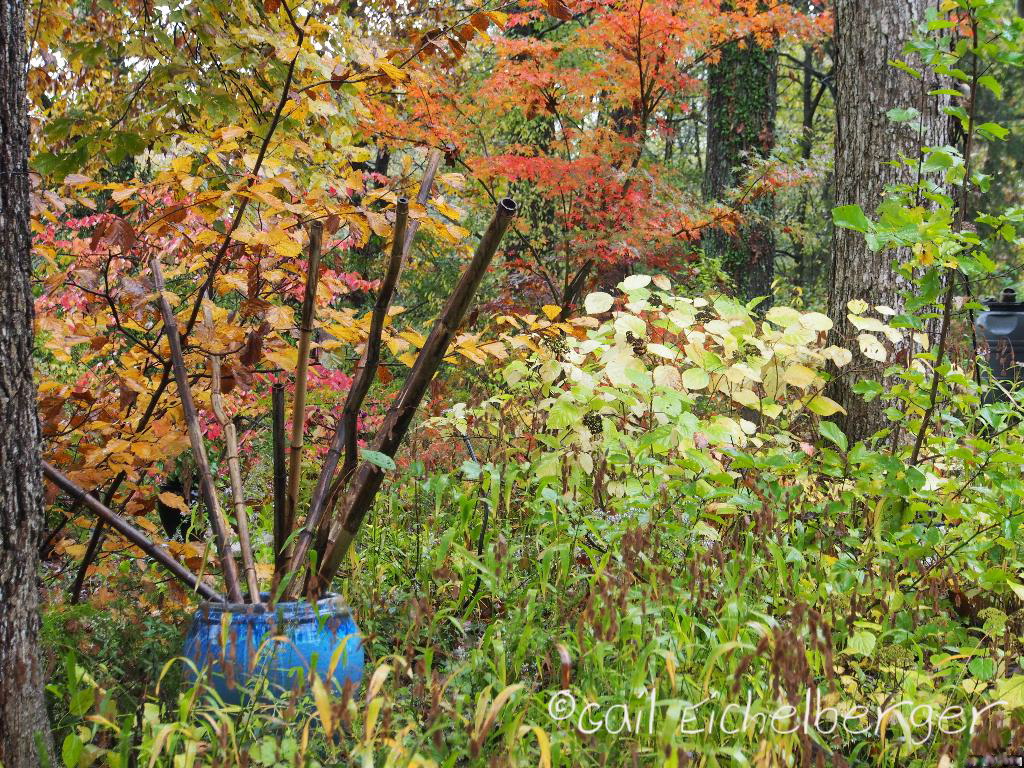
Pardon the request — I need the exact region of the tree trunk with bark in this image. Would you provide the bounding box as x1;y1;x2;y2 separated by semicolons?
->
702;38;778;304
1;0;56;761
827;0;949;442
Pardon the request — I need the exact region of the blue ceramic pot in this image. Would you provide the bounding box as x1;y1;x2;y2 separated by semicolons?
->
182;593;363;703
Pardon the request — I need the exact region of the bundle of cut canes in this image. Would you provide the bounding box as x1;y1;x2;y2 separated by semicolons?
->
43;154;517;605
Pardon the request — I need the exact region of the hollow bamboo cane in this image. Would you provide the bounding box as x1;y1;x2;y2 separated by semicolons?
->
283;223;324;554
42;461;224;602
309;197;517;594
271;383;288;582
150;257;244;602
204;305;262;604
289;152;443;589
282;200;409;598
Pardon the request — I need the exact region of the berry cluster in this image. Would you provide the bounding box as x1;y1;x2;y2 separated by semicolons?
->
582;411;603;435
625;330;647;357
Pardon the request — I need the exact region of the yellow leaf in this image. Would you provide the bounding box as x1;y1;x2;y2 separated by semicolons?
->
857;333;888;363
399;330;426;348
485;10;508;26
783;364;817;389
806;395;846;417
366;664;392;701
457;345;488;365
111;186;137;203
846;299;869;315
518;725;552;768
158;492;189;514
475;683;523;743
265;347;299;369
378;59;407;81
312;675;333;733
132;442;162;461
541;305;561;320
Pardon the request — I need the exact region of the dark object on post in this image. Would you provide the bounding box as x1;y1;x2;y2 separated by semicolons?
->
42;462;223;602
156;475;202;540
976;287;1024;404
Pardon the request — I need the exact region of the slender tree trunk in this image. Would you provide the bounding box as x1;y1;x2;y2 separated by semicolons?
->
1;0;56;759
702;37;778;304
827;0;948;441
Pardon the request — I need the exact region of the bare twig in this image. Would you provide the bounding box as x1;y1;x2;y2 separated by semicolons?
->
150;257;244;602
910;10;979;465
42;462;223;603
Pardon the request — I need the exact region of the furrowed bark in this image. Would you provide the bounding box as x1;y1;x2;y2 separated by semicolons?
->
271;383;288;582
309;198;517;595
282;200;409;599
150;257;244;602
1;0;54;751
42;462;224;602
283;223;324;553
702;36;778;304
827;0;950;441
205;305;261;603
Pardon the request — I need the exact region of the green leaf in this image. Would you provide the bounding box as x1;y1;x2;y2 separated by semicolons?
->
844;630;876;657
994;675;1024;710
681;368;709;391
888;59;922;79
976;122;1009;141
62;733;83;768
886;107;920;123
832;205;870;232
361;450;396;471
819;421;848;452
921;147;955;173
977;74;1003;100
969;657;996;681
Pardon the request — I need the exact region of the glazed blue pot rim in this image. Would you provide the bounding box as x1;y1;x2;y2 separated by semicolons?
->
195;592;352;619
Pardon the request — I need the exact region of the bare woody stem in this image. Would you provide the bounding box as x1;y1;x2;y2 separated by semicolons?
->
284;223;324;555
271;383;288;582
150;257;244;603
282;200;409;598
309;197;517;595
910;10;979;466
559;258;594;321
286;151;444;592
402;149;444;255
42;461;224;603
204;304;262;603
341;200;410;489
